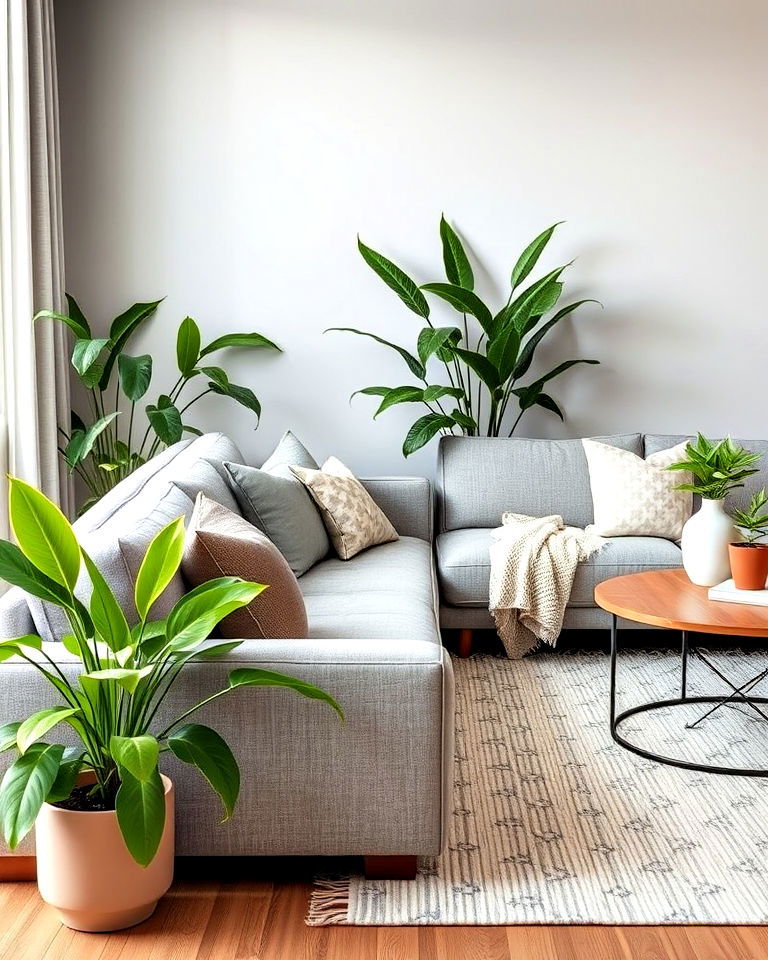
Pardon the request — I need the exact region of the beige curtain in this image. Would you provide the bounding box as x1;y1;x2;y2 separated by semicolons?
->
0;0;72;538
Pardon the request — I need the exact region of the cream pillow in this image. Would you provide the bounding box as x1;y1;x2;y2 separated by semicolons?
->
290;456;398;560
582;439;692;539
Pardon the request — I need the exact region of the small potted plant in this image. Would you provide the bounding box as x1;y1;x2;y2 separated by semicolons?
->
0;478;342;932
729;488;768;589
666;435;761;587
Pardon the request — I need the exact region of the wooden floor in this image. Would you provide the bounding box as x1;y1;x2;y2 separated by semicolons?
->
2;858;768;960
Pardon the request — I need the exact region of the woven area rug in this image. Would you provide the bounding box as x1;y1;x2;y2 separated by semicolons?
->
308;649;768;925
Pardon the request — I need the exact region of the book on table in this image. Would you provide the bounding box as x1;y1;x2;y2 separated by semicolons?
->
708;579;768;606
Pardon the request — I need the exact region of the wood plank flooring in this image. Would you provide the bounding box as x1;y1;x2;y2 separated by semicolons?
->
1;857;766;960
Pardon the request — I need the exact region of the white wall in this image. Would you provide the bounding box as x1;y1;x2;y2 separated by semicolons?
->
55;0;768;476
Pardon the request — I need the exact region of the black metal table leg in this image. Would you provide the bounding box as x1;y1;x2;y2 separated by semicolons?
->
681;630;688;699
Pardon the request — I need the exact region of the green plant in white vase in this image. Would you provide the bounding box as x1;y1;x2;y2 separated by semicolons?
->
667;434;761;587
0;479;341;932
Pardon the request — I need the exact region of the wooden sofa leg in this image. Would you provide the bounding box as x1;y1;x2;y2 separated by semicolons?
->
364;856;418;880
0;857;36;881
458;628;474;658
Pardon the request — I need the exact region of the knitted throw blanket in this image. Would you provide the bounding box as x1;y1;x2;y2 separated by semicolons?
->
489;513;605;659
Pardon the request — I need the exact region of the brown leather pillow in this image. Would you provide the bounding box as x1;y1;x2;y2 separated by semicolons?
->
182;493;308;639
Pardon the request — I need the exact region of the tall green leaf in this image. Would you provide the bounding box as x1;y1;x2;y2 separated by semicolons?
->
134;516;186;621
228;668;344;720
439;216;474;290
528;358;600;391
207;380;261;419
110;735;160;782
146;396;183;445
422;385;464;404
357;238;430;319
487;325;521;384
166;578;265;651
176;317;201;376
325;328;425;380
513;300;599;380
373;386;424;418
71;339;110;387
118;354;153;401
16;708;79;754
533;392;564;420
82;666;153;695
64;430;86;469
0;723;21;753
0;541;74;607
402;413;455;457
416;326;462;366
82;551;131;652
78;413;120;465
420;283;493;335
100;299;164;389
452;348;500;389
46;751;84;803
8;477;81;591
494;266;567;337
0;743;64;849
199;332;281;358
33;303;90;341
168;724;240;821
115;767;165;866
510;222;562;290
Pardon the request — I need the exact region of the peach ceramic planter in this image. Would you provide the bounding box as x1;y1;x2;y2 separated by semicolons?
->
35;775;174;932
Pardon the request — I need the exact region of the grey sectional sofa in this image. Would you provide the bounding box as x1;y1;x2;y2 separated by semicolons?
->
0;433;454;877
435;434;768;652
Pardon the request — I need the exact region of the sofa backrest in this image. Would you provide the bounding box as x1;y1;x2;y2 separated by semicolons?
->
436;434;643;531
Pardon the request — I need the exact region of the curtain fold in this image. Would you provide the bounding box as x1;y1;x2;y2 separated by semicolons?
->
0;0;72;538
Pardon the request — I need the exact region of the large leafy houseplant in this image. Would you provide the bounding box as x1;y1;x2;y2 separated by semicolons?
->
666;434;761;501
327;217;600;456
34;297;281;511
0;478;342;867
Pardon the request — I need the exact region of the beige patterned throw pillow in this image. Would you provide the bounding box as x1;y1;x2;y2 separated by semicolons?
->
582;439;692;539
290;456;398;560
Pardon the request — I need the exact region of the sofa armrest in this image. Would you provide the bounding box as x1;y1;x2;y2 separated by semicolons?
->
360;476;433;541
0;638;454;858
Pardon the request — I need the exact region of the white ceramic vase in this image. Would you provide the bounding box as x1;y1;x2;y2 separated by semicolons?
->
680;497;740;587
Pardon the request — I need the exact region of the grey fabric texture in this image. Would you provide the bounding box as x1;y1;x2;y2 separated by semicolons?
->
441;603;666;631
0;588;35;638
224;461;330;577
0;639;452;857
437;434;643;531
644;434;768;514
358;477;433;541
436;527;681;608
300;537;439;645
261;429;319;471
173;458;242;515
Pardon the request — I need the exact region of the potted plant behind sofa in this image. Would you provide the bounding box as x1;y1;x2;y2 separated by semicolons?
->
666;435;761;587
327;216;600;456
34;298;281;512
729;488;768;589
0;479;342;932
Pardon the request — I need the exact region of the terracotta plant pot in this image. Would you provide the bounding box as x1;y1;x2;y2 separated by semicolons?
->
728;542;768;591
35;774;174;932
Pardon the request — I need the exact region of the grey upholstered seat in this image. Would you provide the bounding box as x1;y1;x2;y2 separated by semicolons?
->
436;527;682;608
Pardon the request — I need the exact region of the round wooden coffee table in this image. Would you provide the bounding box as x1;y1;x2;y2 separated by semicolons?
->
595;568;768;777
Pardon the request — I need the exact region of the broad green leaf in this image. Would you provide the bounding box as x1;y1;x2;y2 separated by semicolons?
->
494;266;567;337
79;413;120;463
115;766;165;866
417;326;462;367
228;668;344;720
176;317;201;375
528;358;599;391
208;379;261;419
513;300;599;380
439;215;474;290
63;430;86;470
199;332;281;358
0;635;43;663
0;541;74;607
357;238;430;319
325;328;425;380
101;299;164;389
511;222;563;290
420;283;493;335
71;338;110;387
65;294;90;338
373;386;424;418
46;752;84;803
135;516;186;620
168;724;240;821
9;477;81;591
402;413;455;457
198;366;228;390
166;578;265;651
182;424;204;436
132;619;167;643
0;743;64;849
487;325;521;384
146;396;183;445
118;353;153;401
422;385;464;404
534;392;564;420
190;641;243;660
0;723;21;753
82;666;153;695
33;303;90;341
350;386;392;403
110;735;160;782
452;348;500;389
17;708;79;754
82;551;131;652
450;408;477;432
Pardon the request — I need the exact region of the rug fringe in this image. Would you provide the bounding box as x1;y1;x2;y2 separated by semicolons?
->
306;877;351;926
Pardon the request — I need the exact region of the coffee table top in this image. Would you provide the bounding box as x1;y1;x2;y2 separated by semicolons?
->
594;568;768;637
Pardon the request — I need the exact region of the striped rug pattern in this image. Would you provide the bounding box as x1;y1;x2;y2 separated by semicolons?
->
309;649;768;925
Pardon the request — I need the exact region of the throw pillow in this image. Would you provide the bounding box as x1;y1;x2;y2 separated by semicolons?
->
182;494;308;640
290;456;399;560
223;429;329;576
582;439;692;539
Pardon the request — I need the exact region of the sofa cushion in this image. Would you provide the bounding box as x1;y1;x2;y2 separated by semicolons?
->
0;587;35;638
436;527;681;608
437;434;643;531
300;537;439;644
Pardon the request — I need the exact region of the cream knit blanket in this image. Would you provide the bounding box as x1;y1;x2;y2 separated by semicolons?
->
489;513;605;658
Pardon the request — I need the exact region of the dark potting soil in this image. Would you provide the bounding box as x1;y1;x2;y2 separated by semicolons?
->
52;784;115;812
